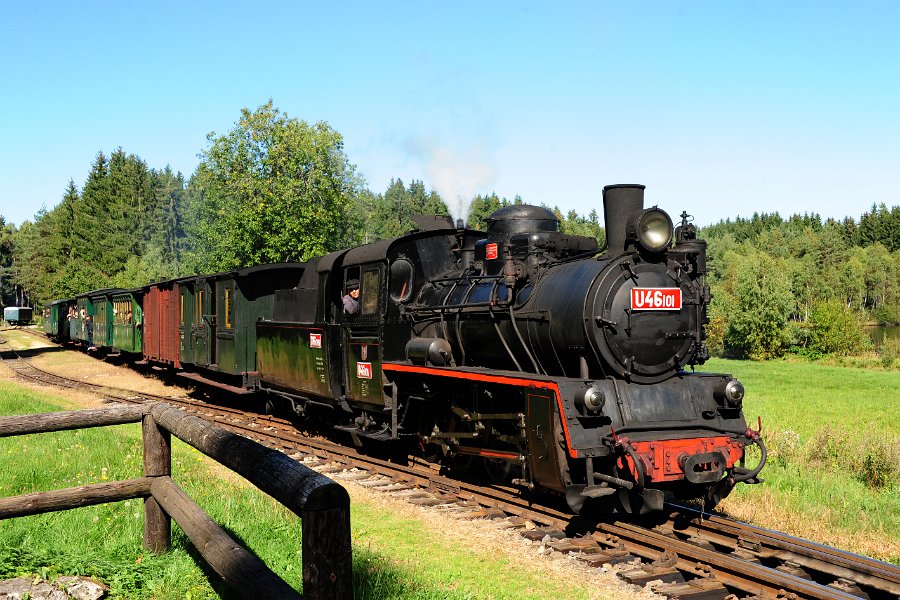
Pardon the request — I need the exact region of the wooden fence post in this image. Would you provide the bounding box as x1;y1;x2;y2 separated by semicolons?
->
302;504;353;600
149;403;353;597
143;412;171;552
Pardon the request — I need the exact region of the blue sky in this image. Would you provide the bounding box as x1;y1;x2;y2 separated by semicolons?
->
1;1;898;228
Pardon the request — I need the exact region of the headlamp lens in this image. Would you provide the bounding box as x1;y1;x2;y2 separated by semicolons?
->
638;209;673;251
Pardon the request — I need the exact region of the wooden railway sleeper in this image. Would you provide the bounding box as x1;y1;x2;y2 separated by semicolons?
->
651;577;730;600
775;561;813;581
827;578;870;599
593;522;861;600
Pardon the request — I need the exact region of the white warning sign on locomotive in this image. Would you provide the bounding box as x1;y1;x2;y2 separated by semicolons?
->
356;361;373;379
630;287;682;311
309;333;322;348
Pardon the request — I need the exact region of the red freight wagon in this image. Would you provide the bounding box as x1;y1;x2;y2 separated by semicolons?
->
143;278;181;368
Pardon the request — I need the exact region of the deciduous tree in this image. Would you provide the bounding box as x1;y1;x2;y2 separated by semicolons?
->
188;100;361;271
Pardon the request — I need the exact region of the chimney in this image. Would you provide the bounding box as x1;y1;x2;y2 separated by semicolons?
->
602;184;645;255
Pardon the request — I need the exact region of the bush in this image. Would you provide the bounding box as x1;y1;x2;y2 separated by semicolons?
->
806;300;870;356
705;314;726;358
878;337;900;369
806;426;848;469
858;444;895;489
784;321;819;358
872;304;899;326
804;426;898;489
763;429;802;467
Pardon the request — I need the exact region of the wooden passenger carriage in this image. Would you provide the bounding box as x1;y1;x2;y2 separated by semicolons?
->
168;265;305;389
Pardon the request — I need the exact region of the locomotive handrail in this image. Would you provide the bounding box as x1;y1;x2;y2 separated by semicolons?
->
426;273;504;283
0;403;352;600
405;294;513;314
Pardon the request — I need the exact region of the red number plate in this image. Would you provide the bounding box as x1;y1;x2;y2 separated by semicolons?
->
356;362;373;379
485;243;498;260
631;288;682;311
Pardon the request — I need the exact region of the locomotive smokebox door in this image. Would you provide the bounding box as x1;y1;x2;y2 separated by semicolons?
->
589;256;697;383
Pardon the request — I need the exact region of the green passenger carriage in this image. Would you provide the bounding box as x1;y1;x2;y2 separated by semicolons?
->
45;299;76;342
88;289;122;349
177;265;305;388
110;290;143;354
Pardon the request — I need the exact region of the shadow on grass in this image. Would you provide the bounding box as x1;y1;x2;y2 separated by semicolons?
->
0;346;66;360
176;524;458;600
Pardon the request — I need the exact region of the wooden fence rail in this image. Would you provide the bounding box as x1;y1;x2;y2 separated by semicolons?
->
0;402;353;599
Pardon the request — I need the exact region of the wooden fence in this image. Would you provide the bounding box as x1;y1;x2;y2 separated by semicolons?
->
0;403;352;599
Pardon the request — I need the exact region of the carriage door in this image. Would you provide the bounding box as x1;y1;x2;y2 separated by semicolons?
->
207;280;217;367
179;284;195;363
342;266;384;406
193;280;211;366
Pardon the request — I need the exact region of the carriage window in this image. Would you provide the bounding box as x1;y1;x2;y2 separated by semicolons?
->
196;290;204;325
224;288;233;329
361;269;380;315
114;300;131;325
180;293;185;325
389;259;414;303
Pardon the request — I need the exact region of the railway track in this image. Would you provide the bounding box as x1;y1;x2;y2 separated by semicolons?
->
2;330;898;600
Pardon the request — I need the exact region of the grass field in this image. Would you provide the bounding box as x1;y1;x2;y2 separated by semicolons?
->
0;380;629;599
706;358;900;563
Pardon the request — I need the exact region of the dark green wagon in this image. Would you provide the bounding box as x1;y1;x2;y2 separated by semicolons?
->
45;299;76;342
89;289;123;349
178;264;305;387
110;290;143;354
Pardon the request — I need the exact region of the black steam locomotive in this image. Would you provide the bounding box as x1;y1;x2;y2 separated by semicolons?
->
256;183;765;514
48;183;765;514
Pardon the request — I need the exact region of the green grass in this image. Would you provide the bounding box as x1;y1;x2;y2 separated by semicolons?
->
705;358;900;439
704;358;900;562
0;382;609;599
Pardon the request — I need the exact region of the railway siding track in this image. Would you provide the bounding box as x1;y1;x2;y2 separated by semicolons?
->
2;333;897;600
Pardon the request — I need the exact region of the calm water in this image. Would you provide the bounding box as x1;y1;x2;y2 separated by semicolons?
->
867;325;900;348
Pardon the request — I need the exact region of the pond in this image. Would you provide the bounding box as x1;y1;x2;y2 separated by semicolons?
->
867;325;900;348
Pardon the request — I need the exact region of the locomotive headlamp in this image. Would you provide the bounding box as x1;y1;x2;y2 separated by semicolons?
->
714;378;745;408
575;386;605;413
632;208;673;252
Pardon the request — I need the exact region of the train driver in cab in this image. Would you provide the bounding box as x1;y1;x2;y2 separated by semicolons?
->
343;279;360;315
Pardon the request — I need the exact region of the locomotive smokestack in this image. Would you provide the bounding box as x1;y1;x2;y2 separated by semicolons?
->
602;184;645;255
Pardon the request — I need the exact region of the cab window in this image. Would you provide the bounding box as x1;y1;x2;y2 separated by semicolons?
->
389;259;414;303
361;269;380;315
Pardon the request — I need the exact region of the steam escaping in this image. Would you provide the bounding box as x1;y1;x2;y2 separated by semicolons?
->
409;138;496;225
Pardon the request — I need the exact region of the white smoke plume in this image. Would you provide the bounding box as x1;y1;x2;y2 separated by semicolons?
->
407;137;496;225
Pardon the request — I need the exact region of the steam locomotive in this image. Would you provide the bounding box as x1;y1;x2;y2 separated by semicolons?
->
45;184;765;513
